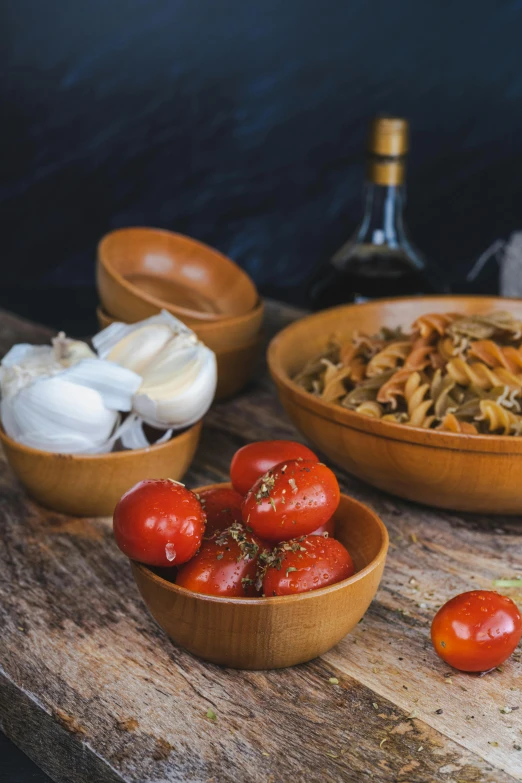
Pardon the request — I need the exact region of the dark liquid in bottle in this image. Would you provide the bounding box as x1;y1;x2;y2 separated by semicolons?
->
309;248;438;310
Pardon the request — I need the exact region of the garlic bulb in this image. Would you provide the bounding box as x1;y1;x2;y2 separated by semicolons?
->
0;347;142;453
93;310;217;429
0;311;216;455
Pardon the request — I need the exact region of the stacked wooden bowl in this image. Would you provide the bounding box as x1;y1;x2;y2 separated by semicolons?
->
96;228;263;400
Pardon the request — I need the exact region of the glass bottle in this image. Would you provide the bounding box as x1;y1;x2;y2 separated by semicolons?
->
308;116;446;309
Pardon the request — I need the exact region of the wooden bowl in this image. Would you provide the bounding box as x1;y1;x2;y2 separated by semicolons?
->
0;421;201;517
212;336;261;400
96;299;264;352
268;295;522;514
97;227;258;323
131;482;388;669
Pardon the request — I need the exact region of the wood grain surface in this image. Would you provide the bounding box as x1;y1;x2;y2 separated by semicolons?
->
0;301;521;783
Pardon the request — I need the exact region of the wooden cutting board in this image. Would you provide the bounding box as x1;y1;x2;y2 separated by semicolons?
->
0;302;521;783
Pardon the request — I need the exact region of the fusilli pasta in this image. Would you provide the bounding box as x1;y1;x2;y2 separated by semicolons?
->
294;310;522;436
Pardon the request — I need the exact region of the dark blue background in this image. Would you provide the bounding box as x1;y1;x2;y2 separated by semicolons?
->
2;2;522;778
4;0;522;322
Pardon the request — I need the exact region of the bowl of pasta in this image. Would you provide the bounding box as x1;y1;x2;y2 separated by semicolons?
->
267;296;522;514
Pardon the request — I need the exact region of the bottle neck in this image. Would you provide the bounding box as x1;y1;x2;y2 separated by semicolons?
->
356;181;407;249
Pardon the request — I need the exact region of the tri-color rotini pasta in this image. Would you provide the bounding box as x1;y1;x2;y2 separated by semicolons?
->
293;311;522;435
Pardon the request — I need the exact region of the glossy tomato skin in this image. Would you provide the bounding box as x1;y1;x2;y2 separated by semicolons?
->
311;517;336;537
113;479;205;567
230;440;318;495
431;590;522;672
242;459;340;542
198;487;243;537
262;535;354;596
176;524;267;597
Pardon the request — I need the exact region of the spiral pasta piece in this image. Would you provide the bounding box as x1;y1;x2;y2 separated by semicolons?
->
382;412;409;423
437;413;478;434
366;341;411;377
477;400;522;435
404;372;435;428
468;340;522;374
354;401;383;418
446;359;522;390
321;360;352;403
412;312;462;339
403;336;436;372
430;370;457;417
437;336;461;361
376;369;411;409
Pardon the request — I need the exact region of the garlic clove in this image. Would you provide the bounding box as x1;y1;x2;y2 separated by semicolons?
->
105;324;174;374
2;376;118;453
93;310;194;370
59;359;142;412
134;345;217;429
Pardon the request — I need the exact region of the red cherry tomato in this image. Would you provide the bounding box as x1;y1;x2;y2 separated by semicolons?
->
198;487;243;536
262;535;354;596
176;524;266;597
230;440;318;495
242;459;340;542
113;479;205;567
310;517;336;537
431;590;522;672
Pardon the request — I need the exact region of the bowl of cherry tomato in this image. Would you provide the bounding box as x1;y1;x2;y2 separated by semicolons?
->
114;440;389;669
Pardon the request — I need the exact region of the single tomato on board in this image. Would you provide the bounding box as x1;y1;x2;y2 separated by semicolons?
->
230;440;318;495
198;486;243;536
431;590;522;672
242;459;340;542
176;523;266;597
262;535;354;596
113;479;205;567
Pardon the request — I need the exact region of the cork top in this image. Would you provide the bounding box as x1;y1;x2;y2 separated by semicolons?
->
367;116;409;157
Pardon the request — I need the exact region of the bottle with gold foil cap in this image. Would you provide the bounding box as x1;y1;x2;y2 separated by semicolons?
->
308;116;446;309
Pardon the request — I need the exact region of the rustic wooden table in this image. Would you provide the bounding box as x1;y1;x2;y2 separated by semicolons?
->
0;302;521;783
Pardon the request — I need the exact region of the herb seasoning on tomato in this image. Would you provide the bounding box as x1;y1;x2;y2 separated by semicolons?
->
230;440;318;495
176;523;266;597
242;459;340;542
261;535;354;596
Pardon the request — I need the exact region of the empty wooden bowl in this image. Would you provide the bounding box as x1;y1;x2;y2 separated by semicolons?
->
97;227;258;324
96;298;264;352
0;421;201;517
131;482;388;669
96;306;262;400
268;295;522;514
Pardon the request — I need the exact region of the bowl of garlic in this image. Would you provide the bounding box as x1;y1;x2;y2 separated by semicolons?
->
0;312;216;516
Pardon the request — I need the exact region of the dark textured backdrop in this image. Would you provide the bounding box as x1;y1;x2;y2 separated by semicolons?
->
2;4;522;779
3;0;522;315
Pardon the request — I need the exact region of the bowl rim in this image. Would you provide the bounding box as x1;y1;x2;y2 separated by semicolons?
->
95;305;264;353
95;298;264;331
132;481;389;606
97;226;259;323
0;419;202;461
267;294;522;455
